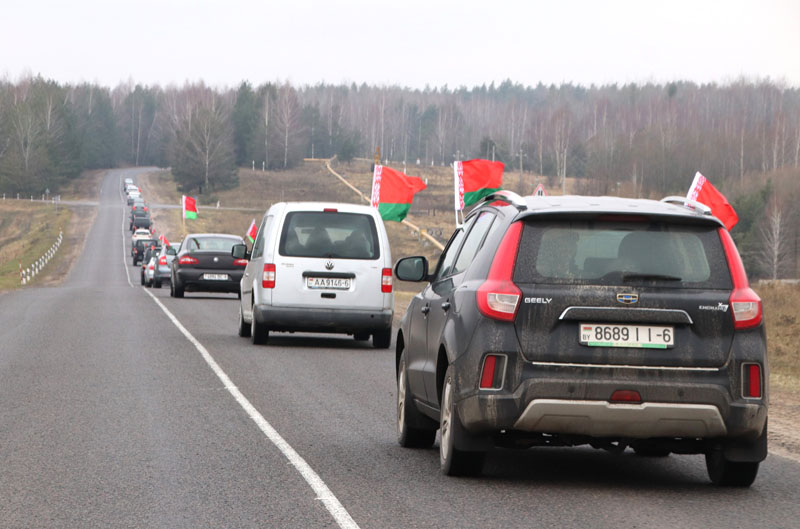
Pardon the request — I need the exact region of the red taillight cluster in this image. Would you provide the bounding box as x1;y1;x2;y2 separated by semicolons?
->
159;256;167;265
381;268;393;293
718;228;762;329
148;264;154;270
233;259;248;266
178;255;198;265
476;222;523;322
743;363;762;399
262;263;276;288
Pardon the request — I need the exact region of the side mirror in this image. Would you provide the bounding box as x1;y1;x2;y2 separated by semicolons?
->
167;247;177;256
395;256;429;282
231;244;249;260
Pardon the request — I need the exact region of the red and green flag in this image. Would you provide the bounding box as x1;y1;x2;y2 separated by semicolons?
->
182;195;198;220
246;219;258;243
370;165;427;222
454;159;505;210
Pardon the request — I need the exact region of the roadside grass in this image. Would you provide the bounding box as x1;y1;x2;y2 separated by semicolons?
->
58;169;106;201
0;202;72;290
754;282;800;391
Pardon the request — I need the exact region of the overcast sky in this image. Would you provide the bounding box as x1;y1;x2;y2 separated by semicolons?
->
2;0;799;89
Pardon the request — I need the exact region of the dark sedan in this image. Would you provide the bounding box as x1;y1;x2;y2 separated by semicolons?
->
170;233;246;298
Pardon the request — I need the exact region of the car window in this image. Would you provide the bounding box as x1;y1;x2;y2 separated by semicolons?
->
279;211;379;259
514;220;732;288
186;236;242;252
251;216;271;259
433;223;470;281
452;212;495;275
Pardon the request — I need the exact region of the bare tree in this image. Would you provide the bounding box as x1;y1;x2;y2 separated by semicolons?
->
757;200;791;279
274;83;302;168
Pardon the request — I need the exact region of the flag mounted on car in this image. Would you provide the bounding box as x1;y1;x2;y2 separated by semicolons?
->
246;219;258;243
370;165;427;222
182;195;198;220
454;159;505;211
686;172;738;230
159;234;170;247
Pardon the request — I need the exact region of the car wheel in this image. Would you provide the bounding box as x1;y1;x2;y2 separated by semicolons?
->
372;329;392;349
173;279;184;298
251;313;268;345
397;352;436;448
705;449;759;487
440;365;485;476
238;304;251;338
153;278;161;289
140;271;145;286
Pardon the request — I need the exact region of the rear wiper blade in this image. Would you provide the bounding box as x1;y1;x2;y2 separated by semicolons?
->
622;272;682;282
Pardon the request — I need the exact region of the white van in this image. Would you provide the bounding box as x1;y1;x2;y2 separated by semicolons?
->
232;202;394;348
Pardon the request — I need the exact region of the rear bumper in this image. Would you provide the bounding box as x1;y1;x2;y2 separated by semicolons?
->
253;304;392;334
175;269;243;293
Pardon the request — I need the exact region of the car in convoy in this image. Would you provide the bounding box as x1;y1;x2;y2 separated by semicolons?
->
170;233;246;298
123;178;134;191
140;245;161;286
132;228;153;246
393;190;767;486
132;238;157;266
150;242;179;288
231;202;394;347
130;209;151;231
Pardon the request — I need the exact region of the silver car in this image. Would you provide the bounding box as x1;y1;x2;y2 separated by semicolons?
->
151;242;179;288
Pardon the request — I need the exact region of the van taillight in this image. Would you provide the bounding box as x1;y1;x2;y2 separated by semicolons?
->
719;228;762;329
743;363;762;398
477;222;523;322
381;268;393;293
262;263;276;288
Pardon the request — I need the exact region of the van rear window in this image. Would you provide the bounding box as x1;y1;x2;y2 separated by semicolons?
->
514;220;732;289
279;212;379;259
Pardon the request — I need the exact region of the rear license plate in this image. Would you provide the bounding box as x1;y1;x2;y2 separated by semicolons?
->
579;323;674;349
203;273;229;281
306;277;351;290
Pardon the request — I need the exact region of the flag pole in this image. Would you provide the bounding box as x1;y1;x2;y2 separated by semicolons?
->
181;195;186;237
453;161;461;228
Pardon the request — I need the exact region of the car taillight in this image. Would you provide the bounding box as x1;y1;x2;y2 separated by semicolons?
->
743;363;762;399
479;354;504;389
476;222;523;322
381;268;393;293
179;255;198;265
262;263;276;288
148;264;154;270
159;256;167;265
233;259;248;266
610;390;642;403
719;228;762;329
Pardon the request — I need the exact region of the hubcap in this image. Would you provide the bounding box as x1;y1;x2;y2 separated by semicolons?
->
440;377;453;465
397;363;406;435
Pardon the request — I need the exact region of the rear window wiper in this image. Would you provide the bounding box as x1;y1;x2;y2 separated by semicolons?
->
622;272;682;282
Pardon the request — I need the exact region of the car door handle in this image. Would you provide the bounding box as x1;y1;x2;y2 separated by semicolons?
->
441;301;451;311
421;305;430;315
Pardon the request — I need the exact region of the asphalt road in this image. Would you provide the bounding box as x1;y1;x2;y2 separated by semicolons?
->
1;168;799;529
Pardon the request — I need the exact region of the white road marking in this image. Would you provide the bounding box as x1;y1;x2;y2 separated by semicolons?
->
118;173;133;287
142;288;361;529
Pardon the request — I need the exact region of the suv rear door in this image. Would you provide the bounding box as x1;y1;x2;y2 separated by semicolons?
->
271;209;387;311
512;217;735;368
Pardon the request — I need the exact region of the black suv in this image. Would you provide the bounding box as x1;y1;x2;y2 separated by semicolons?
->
394;191;767;486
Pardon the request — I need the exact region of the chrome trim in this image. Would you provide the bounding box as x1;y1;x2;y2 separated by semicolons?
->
481;190;527;211
513;399;727;438
528;361;719;372
559;306;694;325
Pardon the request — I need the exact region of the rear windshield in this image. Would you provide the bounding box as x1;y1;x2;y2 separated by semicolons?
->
184;236;242;252
515;219;732;289
279;211;379;259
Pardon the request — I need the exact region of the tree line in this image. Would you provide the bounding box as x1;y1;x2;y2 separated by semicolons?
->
0;76;798;276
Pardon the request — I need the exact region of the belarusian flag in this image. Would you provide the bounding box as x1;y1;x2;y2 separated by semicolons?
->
686;172;738;230
454;159;504;210
159;234;170;247
182;195;198;220
370;165;426;222
245;219;258;243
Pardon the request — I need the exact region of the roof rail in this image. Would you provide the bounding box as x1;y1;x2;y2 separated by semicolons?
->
481;190;528;211
660;196;713;216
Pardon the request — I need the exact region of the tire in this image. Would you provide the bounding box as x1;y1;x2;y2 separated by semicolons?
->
440;365;485;476
169;278;174;297
251;312;268;345
354;332;370;341
153;278;161;289
705;450;760;487
173;279;184;298
238;305;251;338
397;352;436;448
140;271;145;286
372;329;392;349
